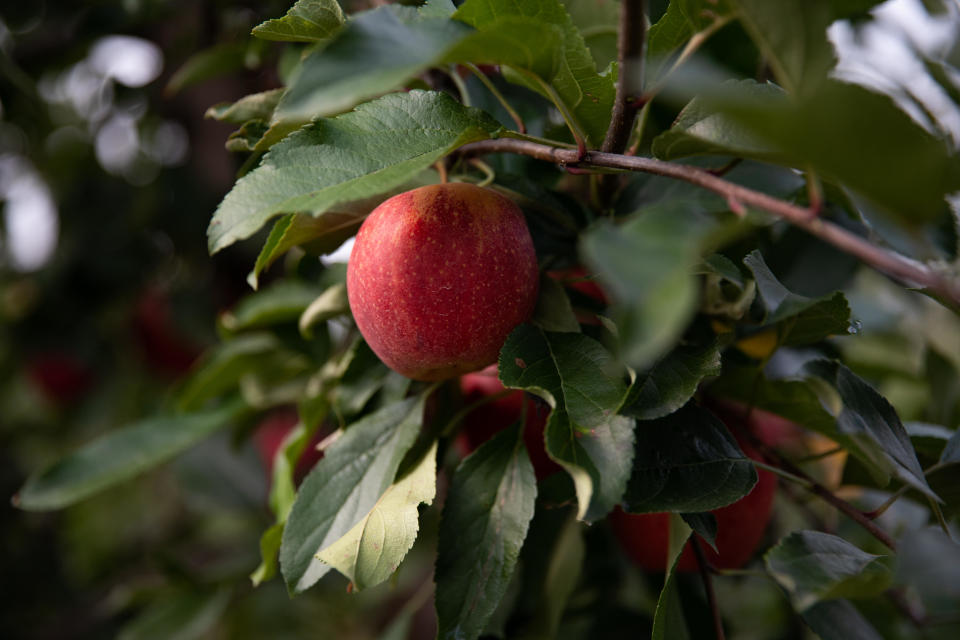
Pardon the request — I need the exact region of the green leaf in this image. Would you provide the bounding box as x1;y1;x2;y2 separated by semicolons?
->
331;339;392;420
252;0;346;43
622;340;722;420
275;3;561;124
624;403;758;513
165;43;249;95
499;325;634;522
208;90;501;254
800;599;885;640
803;359;940;501
561;0;620;70
581;201;727;369
455;0;615;146
651;513;693;640
652;80;785;161
251;522;285;587
681;511;718;552
743;250;851;346
317;441;436;589
221;281;324;331
176;333;284;411
224;120;271;153
16;397;249;511
205;89;285;124
118;587;232;640
280;394;426;593
532;273;581;333
689;78;960;225
435;422;537;640
729;0;883;96
299;283;349;338
765;530;893;612
647;0;733;80
706;365;892;487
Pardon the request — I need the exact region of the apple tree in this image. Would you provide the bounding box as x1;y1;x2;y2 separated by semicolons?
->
14;0;960;638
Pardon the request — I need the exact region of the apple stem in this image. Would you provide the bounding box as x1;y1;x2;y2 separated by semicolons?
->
434;160;448;184
458;138;960;307
691;537;726;640
468;158;495;187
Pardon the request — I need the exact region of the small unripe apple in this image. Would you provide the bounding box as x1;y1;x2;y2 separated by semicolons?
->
455;365;560;480
347;183;539;381
609;429;777;573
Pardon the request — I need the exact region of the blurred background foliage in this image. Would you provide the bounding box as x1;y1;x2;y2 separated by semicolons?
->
2;1;960;639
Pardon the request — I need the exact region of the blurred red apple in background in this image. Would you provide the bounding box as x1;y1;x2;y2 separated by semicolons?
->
254;409;325;485
347;183;539;381
133;286;201;377
455;366;560;480
609;425;777;573
26;351;93;406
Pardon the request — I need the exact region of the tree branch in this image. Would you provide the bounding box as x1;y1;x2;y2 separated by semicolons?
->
602;0;645;154
692;538;726;640
458;138;960;307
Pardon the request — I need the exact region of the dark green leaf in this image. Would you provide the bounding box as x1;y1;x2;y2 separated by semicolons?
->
532;273;581;333
118;587;232;640
941;429;960;465
562;0;620;70
800;599;885;640
221;281;324;331
730;0;884;95
16;398;249;511
681;511;718;552
652;80;785;161
581;201;728;369
280;394;426;593
252;0;346;43
331;339;392;420
299;283;349;338
224;120;270;153
500;325;635;521
208;91;501;254
743;250;852;346
275;3;561;124
176;333;284;411
651;513;693;640
165;43;248;95
435;422;537;640
694;79;960;225
803;359;939;501
624;403;758;513
765;530;893;611
622;340;722;420
455;0;615;146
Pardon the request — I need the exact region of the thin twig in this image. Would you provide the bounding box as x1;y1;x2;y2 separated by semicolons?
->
692;538;726;640
602;0;646;154
458;138;960;306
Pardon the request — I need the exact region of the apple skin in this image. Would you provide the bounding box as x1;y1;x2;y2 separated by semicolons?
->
609;429;777;573
347;183;539;381
455;365;560;480
546;266;608;305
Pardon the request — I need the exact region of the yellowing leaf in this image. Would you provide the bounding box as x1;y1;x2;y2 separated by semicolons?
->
316;442;437;590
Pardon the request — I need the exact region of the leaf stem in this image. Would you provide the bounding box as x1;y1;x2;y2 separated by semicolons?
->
692;537;726;640
465;63;526;134
447;65;472;107
514;68;587;158
457;138;960;307
751;460;813;488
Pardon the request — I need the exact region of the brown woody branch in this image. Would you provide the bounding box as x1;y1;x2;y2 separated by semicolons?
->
458;138;960;307
602;0;646;154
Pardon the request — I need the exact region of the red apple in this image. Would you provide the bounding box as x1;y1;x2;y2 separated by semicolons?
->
133;286;201;377
609;430;777;573
455;365;560;480
26;352;93;406
347;183;539;381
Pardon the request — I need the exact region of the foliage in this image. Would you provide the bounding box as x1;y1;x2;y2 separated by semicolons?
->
6;0;960;639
